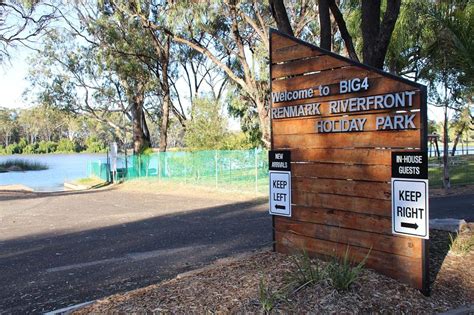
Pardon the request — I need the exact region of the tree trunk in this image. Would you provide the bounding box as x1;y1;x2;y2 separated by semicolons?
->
328;0;359;61
255;97;270;147
159;37;171;152
269;0;294;36
361;0;401;69
318;0;331;50
451;125;465;156
131;92;150;154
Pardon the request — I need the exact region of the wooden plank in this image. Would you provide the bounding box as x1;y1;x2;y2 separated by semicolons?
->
289;206;392;234
292;177;391;200
275;231;423;289
272;77;420;108
273;130;421;150
272;55;352;79
272;112;421;135
292;190;391;217
292;163;391;182
271;33;323;63
275;217;422;258
272;66;379;92
290;148;393;165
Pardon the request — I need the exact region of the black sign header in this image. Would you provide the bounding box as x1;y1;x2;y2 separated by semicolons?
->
392;151;428;179
269;150;291;171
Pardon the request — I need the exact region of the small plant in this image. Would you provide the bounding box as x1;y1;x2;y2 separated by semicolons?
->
327;247;371;291
285;250;325;291
449;233;474;255
258;277;278;313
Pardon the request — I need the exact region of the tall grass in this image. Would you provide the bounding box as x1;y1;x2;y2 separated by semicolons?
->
0;159;48;172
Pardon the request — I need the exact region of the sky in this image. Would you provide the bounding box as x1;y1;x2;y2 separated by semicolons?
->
0;48;448;124
0;48;31;109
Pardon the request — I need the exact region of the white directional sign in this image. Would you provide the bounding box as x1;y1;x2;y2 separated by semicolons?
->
392;178;429;239
269;171;291;217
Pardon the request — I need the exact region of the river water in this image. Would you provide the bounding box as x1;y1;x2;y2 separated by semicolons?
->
0;153;106;191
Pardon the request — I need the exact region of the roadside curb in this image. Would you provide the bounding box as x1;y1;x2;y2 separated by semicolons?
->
43;301;94;315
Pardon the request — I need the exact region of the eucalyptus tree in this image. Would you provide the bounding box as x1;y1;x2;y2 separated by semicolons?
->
112;0;319;147
0;0;58;62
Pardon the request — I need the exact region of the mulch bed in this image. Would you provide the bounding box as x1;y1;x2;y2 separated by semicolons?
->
75;225;473;314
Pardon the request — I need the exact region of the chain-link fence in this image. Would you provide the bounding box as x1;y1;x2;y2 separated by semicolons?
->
87;149;269;193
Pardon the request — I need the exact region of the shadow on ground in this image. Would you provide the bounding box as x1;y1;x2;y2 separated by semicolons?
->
0;196;271;313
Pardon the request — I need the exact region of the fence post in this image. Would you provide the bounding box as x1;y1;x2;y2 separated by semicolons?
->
215;150;218;189
255;148;258;194
158;152;161;181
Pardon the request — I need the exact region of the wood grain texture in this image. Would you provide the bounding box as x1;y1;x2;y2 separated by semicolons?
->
273;130;421;149
290;148;393;165
271;33;323;63
275;217;422;258
288;206;392;234
272;55;351;79
292;191;392;216
292;163;391;182
272;112;421;135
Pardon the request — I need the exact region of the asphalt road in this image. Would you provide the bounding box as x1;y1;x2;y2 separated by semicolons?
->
0;188;271;314
430;194;474;221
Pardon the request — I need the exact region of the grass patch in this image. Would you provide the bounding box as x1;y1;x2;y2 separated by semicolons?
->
327;247;371;291
0;159;48;172
69;177;108;189
449;233;474;255
429;155;474;187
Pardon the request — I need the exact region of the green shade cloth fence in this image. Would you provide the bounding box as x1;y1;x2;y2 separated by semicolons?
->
87;149;269;193
87;149;473;192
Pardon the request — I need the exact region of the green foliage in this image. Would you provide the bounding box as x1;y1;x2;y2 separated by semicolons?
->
285;251;325;289
327;247;371;291
22;143;38;154
184;97;228;150
4;143;21;155
258;277;285;313
37;141;57;154
56;139;77;153
85;136;106;153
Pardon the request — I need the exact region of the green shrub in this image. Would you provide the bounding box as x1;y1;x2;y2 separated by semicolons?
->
5;143;21;154
85;136;106;153
57;139;77;153
37;141;57;154
327;247;370;291
22;143;39;154
285;250;325;289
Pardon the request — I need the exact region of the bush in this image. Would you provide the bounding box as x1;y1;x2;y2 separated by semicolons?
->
57;139;77;153
37;141;57;154
22;143;39;154
4;143;21;154
85;136;106;153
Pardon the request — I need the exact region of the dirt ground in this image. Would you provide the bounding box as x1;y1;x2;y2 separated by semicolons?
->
75;225;473;314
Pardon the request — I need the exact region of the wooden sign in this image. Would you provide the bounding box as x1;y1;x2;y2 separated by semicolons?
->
269;29;429;293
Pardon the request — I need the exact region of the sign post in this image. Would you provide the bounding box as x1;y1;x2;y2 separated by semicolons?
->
391;152;429;239
269;150;291;217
